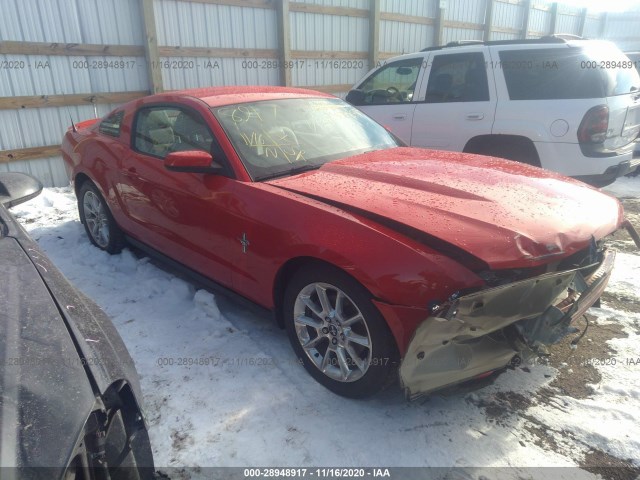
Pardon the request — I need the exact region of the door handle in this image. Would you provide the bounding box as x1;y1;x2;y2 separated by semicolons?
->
466;113;485;120
392;114;407;120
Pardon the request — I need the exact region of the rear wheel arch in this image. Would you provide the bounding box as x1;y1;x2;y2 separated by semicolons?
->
74;172;92;200
463;134;541;167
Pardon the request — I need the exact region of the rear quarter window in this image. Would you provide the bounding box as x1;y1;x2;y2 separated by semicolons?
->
587;47;640;96
500;47;640;100
99;111;124;137
499;48;605;100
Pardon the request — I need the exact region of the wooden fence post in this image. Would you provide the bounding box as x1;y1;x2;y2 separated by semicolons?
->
578;8;587;37
549;2;558;35
369;0;381;69
276;0;292;86
522;0;531;39
435;0;446;45
140;0;163;94
484;0;494;42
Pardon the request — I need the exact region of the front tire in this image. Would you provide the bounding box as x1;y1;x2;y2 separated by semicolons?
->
78;181;125;254
283;264;399;398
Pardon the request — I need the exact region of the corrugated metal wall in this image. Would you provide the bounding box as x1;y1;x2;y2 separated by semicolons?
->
290;1;369;90
0;0;147;186
155;0;280;89
555;7;582;34
2;0;640;187
582;15;602;38
528;1;552;37
492;1;526;41
442;0;486;43
604;15;640;51
380;0;435;54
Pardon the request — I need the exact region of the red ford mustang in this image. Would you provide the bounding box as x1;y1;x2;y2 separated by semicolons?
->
61;86;639;399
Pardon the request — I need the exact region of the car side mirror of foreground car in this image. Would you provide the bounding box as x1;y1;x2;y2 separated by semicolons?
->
164;150;224;174
0;172;43;208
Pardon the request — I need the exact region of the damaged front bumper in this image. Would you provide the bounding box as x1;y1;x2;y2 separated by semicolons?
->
400;248;616;400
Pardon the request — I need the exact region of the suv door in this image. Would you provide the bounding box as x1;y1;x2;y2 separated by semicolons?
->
412;49;496;151
349;56;427;144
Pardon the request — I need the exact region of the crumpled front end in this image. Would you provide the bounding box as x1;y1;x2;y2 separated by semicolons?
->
400;248;616;400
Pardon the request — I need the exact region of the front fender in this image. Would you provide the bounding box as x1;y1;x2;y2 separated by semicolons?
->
245;182;484;326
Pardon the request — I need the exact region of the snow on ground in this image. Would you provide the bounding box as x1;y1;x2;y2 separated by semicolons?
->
10;178;640;477
604;176;639;198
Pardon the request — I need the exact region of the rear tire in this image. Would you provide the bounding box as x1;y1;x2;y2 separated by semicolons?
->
78;181;125;254
283;263;399;398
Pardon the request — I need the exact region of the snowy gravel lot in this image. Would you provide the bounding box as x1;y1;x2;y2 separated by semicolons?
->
10;177;640;478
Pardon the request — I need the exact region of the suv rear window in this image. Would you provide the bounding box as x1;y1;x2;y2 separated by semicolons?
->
499;47;640;100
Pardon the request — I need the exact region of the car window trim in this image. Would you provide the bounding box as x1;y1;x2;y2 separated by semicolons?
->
99;110;125;137
420;50;491;104
357;57;426;106
210;98;400;182
130;102;236;178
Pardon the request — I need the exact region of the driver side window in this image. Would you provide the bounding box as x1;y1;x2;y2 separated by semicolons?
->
359;58;423;105
425;52;489;103
133;107;214;159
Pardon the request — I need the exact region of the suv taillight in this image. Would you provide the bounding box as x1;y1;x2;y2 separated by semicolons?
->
577;105;609;144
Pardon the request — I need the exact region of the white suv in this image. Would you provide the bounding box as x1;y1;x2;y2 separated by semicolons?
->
347;37;640;186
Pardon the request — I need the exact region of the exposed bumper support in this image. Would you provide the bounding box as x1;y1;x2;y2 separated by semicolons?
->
400;249;616;400
624;220;640;249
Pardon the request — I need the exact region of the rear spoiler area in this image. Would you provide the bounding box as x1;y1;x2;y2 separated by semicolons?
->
68;118;100;132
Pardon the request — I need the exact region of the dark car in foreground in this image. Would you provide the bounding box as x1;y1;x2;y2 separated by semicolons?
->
61;87;640;399
0;173;154;479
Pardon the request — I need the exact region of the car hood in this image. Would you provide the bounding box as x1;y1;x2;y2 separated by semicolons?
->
0;235;96;474
267;148;623;269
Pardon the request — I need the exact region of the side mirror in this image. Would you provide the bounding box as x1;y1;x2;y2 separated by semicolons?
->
345;89;366;106
395;67;413;75
0;172;43;208
164;150;223;174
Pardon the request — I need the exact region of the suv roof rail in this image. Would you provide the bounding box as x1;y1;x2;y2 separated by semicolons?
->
445;40;484;47
544;33;584;40
420;35;582;52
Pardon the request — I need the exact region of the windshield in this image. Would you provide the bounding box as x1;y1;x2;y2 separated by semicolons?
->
212;98;398;180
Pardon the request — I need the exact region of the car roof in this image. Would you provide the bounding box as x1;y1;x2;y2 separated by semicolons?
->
157;86;334;107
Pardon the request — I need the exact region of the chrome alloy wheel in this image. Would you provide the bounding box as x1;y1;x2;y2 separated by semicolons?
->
293;282;373;382
82;191;110;248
